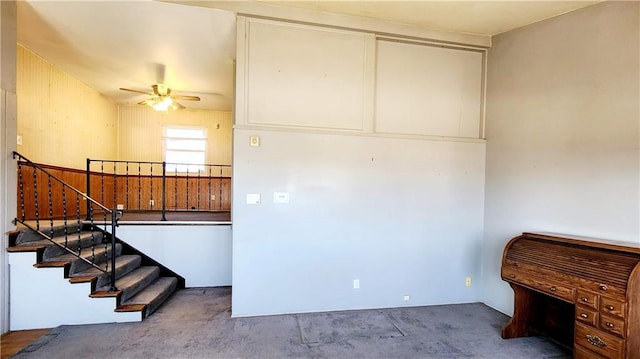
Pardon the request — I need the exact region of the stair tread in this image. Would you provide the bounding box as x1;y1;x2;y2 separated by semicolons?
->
112;266;159;288
45;243;116;262
15;221;83;244
51;231;103;244
122;277;177;306
70;255;140;277
7;244;47;252
96;266;160;301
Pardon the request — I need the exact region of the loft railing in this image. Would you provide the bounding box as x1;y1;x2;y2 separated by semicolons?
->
13;151;119;291
86;159;231;221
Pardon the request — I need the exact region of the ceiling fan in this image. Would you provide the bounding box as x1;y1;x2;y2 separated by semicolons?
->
119;84;200;111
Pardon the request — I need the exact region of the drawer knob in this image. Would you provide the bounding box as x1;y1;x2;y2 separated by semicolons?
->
599;284;608;291
606;322;614;328
581;297;589;302
587;335;607;348
550;286;557;292
580;313;588;318
606;305;615;310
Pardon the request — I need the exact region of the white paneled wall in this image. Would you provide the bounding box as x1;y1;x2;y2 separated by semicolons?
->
17;45;118;169
375;39;484;138
232;17;488;317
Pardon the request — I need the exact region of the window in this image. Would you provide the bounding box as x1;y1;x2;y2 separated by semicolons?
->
163;126;206;173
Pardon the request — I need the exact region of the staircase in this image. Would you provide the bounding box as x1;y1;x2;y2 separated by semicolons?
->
7;220;182;321
7;152;184;328
7;221;184;330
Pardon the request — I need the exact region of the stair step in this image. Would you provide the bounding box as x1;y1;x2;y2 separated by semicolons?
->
7;244;47;253
118;277;178;318
69;255;142;289
95;266;160;302
15;221;83;245
44;231;104;258
44;243;122;275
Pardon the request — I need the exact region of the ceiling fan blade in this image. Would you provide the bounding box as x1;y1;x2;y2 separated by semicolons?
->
172;95;201;101
138;98;155;106
171;101;186;110
120;87;154;96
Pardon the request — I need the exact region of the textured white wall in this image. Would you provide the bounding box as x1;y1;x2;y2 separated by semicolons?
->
9;252;140;330
233;17;488;317
483;1;640;315
232;129;486;316
116;225;232;287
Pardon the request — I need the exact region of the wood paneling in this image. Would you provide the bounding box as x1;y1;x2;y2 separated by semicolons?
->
17;45;118;169
17;162;231;220
117;106;233;166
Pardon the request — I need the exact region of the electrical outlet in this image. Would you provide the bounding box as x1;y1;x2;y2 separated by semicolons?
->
353;279;360;289
150;199;154;206
117;204;124;210
403;295;410;301
465;277;472;287
211;194;216;201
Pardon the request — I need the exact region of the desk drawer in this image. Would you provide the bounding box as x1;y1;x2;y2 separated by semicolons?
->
575;322;624;359
575;344;608;359
576;307;598;327
502;267;574;302
600;297;626;319
576;289;599;310
599;314;625;338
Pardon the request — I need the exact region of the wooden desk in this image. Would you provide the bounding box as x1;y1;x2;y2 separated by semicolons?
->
501;232;640;359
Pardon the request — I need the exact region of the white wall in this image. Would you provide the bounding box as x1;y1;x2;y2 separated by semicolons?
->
232;16;488;317
0;0;16;335
482;1;640;315
9;252;140;330
116;225;232;287
232;129;485;316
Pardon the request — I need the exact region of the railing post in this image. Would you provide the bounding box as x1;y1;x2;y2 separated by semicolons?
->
161;161;167;221
110;209;117;292
86;158;91;220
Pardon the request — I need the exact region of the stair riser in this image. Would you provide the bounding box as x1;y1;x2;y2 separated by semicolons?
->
43;232;104;259
69;243;122;275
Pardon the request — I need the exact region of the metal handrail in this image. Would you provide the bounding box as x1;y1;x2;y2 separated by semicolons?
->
13;151;119;291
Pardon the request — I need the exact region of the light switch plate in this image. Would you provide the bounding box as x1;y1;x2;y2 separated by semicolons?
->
273;192;290;204
250;135;260;147
246;193;261;204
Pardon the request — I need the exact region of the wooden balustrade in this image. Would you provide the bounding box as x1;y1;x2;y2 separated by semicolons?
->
16;161;231;220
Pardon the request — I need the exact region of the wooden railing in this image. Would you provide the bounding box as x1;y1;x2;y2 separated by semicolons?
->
16;160;231;220
87;159;231;221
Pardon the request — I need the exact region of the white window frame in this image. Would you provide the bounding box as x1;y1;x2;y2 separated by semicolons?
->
162;125;207;173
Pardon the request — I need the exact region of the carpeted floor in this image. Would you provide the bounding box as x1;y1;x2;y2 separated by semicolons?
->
11;287;570;359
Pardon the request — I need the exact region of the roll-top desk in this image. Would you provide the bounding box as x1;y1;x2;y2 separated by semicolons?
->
501;232;640;359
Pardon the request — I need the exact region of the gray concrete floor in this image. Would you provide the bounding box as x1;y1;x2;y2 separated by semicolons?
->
12;287;570;358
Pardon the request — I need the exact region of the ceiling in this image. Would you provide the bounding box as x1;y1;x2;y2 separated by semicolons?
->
18;0;601;112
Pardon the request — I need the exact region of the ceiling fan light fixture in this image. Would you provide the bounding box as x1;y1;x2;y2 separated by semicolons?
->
151;96;174;112
123;84;198;111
